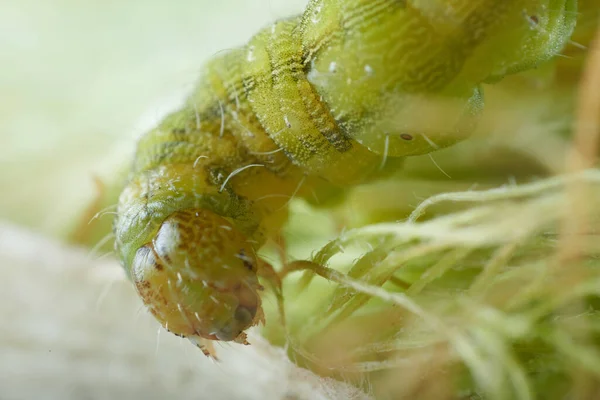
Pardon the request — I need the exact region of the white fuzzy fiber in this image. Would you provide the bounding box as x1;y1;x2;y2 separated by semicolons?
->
0;223;370;400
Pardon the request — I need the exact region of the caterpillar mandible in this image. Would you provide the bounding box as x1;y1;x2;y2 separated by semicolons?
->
113;0;576;356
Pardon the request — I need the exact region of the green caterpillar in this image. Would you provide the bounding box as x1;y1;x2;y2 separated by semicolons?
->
112;0;576;356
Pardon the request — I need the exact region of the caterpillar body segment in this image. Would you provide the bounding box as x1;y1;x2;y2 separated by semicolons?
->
113;0;577;354
300;0;576;155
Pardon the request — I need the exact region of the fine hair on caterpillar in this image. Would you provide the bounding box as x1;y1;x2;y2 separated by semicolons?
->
112;0;577;357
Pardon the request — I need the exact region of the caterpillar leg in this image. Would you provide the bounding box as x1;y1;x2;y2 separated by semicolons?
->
69;171;127;251
188;336;219;360
272;234;288;269
256;258;284;328
69;175;110;246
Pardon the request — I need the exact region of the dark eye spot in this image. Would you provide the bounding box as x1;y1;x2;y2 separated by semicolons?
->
237;250;254;271
244;261;253;271
529;15;539;25
400;133;413;141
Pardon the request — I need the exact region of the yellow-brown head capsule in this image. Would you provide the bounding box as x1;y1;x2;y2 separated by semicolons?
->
130;209;263;344
113;164;267;354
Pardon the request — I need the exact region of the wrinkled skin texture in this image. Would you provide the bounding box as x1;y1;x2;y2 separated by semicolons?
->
113;0;577;355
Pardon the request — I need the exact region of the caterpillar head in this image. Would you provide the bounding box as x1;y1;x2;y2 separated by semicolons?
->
129;208;264;349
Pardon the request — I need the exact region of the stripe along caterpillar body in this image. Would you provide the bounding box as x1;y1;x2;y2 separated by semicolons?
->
114;0;576;356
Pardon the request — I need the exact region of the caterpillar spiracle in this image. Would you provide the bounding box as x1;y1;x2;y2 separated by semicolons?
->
113;0;576;356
